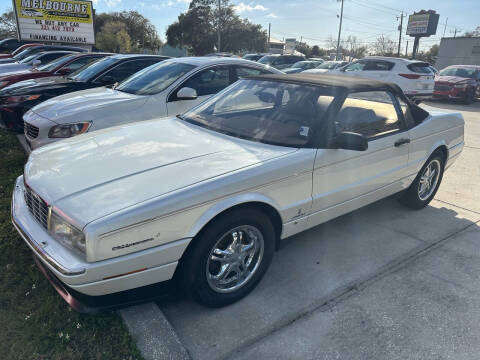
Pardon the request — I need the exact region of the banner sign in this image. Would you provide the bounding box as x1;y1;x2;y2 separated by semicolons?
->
12;0;95;45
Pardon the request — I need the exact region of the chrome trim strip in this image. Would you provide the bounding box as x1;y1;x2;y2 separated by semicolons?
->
11;187;85;276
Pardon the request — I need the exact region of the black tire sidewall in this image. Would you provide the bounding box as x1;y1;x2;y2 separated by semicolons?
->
403;153;445;209
180;208;275;307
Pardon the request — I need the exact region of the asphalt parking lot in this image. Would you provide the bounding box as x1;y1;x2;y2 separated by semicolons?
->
152;100;480;360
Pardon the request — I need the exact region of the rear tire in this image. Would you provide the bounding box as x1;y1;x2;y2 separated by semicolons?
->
463;89;475;105
400;152;445;209
178;208;275;307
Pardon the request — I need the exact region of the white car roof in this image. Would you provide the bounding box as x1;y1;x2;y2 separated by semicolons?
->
162;56;262;67
364;56;426;64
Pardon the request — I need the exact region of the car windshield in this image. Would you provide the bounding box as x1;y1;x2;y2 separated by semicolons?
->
439;67;477;78
291;61;313;69
37;54;76;72
181;79;336;147
67;56;118;81
19;54;37;64
258;55;278;65
317;62;338;70
115;61;196;95
13;48;36;61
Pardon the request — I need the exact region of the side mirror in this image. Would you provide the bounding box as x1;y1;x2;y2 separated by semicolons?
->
335;131;368;151
176;87;198;100
32;59;41;67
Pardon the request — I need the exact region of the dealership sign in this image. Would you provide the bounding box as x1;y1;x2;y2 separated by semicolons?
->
12;0;95;45
406;12;439;37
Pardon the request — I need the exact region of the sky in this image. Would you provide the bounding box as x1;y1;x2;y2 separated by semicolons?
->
2;0;479;52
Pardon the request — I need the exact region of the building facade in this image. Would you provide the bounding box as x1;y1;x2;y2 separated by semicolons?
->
436;37;480;69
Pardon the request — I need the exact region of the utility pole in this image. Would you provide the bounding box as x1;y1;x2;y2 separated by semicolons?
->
443;17;448;37
217;0;221;52
405;40;409;57
454;28;458;38
397;13;404;56
268;23;271;48
336;0;344;61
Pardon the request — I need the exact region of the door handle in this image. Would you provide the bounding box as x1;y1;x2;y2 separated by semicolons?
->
394;138;411;147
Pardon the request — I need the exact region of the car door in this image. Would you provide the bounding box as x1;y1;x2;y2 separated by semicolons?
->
308;90;410;227
166;65;231;116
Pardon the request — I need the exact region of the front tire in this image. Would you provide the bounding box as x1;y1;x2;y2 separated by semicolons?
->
400;152;445;209
179;208;275;307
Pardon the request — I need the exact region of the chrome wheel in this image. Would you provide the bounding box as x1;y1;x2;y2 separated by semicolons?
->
206;225;264;293
417;159;441;201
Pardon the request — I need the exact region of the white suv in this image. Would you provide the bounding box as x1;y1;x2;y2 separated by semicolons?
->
333;56;434;102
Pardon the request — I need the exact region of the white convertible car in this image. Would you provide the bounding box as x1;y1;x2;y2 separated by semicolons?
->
12;74;464;311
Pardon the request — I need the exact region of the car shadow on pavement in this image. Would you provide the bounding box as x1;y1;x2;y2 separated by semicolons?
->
158;195;480;360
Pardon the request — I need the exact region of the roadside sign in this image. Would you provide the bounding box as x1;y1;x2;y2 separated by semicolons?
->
284;38;296;55
406;12;439;36
12;0;95;45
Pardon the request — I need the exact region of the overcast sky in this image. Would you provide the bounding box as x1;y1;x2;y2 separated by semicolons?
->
2;0;479;51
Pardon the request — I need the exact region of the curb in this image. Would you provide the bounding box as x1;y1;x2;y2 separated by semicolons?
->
120;302;191;360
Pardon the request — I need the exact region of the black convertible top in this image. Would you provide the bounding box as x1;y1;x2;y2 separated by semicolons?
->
248;73;429;124
248;73;405;96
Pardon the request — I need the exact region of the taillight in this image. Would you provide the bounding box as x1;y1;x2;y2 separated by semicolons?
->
399;73;420;79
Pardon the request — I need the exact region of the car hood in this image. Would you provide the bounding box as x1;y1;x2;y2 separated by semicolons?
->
0;63;31;75
303;69;328;74
435;75;471;84
29;87;147;123
24;118;296;227
0;68;34;79
1;74;70;94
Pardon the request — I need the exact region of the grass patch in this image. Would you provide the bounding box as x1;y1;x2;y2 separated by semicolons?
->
0;130;143;360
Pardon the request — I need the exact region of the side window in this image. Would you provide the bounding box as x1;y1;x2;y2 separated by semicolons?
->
273;57;286;65
235;66;267;79
97;60;153;83
38;53;64;64
63;56;99;72
335;91;402;139
365;60;394;71
344;61;366;72
180;66;230;97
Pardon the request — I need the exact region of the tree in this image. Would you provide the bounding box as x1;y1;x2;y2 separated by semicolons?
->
95;21;131;53
416;44;439;64
371;35;396;56
166;0;267;55
464;26;480;37
343;36;367;61
95;11;162;52
310;45;326;57
0;9;16;39
295;42;311;57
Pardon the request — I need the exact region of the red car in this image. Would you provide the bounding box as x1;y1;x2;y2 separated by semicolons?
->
434;65;480;104
0;52;110;90
0;43;42;60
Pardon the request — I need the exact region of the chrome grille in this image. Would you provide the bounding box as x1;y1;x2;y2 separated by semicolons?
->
434;84;452;92
24;186;49;229
24;122;39;139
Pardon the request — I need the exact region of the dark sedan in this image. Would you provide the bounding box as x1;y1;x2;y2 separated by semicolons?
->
0;54;169;131
0;43;41;59
0;52;110;90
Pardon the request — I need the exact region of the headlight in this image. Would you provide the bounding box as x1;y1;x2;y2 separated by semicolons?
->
454;83;468;89
49;211;86;253
5;94;40;103
48;122;91;138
